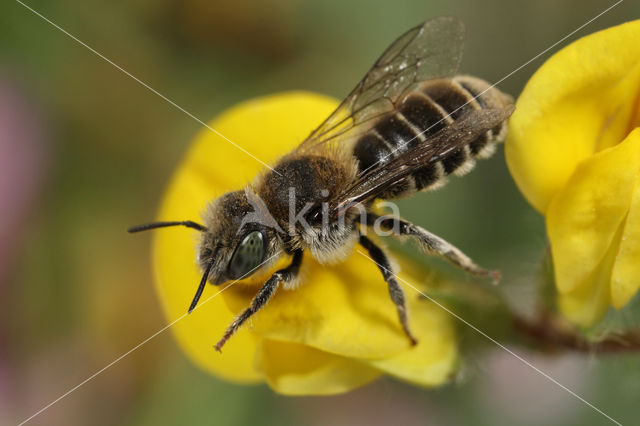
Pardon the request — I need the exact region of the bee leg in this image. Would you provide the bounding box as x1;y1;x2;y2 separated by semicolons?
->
214;250;303;352
359;234;418;346
366;213;500;283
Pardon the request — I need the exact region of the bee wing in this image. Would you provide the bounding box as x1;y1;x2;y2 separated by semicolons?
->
298;16;465;152
330;106;515;216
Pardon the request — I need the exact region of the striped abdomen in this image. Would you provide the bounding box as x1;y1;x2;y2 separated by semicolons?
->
352;75;513;199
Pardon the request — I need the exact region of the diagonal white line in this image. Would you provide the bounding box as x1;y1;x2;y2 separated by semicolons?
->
355;249;622;426
17;250;282;426
13;0;280;175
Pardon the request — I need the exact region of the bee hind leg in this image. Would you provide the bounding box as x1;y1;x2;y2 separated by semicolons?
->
364;213;500;283
214;250;303;352
359;234;418;346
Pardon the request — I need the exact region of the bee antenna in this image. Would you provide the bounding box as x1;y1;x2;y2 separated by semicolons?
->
188;260;214;313
127;221;207;233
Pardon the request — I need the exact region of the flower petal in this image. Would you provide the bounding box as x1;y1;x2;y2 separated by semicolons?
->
365;294;458;386
183;91;341;190
557;221;623;327
547;129;640;324
257;339;380;395
506;20;640;213
611;132;640;308
221;252;415;359
153;92;339;382
153;169;262;382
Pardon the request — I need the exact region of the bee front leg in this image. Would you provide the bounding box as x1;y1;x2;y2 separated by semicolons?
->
359;234;418;346
214;250;303;352
364;213;500;283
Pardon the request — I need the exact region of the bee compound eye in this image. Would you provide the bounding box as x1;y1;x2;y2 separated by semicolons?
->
228;231;265;279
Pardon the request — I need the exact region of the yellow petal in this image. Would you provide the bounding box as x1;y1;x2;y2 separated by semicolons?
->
153;168;262;382
506;20;640;213
611;131;640;308
547;128;640;296
153;92;339;382
365;293;458;386
221;252;415;359
547;129;640;325
556;226;619;327
257;339;380;395
183;91;340;190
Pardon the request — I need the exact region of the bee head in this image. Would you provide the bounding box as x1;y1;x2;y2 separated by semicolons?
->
199;190;280;279
128;189;282;313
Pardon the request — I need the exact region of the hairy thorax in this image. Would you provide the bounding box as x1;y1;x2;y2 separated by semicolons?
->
255;154;359;263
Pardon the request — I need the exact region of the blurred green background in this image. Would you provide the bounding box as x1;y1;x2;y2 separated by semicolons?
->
1;0;639;425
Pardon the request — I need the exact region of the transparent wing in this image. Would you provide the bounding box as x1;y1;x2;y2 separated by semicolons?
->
298;16;465;152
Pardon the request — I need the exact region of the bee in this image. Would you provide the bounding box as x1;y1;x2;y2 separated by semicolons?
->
130;17;514;351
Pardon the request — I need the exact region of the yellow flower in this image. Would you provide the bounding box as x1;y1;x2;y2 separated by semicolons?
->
506;20;640;326
152;92;457;394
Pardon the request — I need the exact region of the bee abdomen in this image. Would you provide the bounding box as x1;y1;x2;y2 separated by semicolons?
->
352;75;511;198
